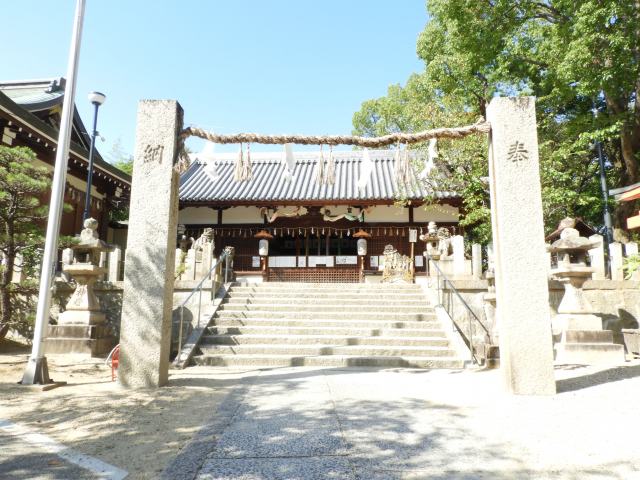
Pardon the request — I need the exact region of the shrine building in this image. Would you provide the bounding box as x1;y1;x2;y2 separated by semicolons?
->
0;78;131;241
178;148;461;282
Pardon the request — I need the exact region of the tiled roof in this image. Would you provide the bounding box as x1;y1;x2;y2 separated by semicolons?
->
0;79;131;187
179;150;457;204
0;78;65;111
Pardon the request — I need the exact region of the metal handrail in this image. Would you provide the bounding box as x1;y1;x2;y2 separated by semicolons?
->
176;250;231;357
425;252;490;365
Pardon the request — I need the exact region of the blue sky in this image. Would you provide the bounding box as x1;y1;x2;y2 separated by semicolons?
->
2;1;427;157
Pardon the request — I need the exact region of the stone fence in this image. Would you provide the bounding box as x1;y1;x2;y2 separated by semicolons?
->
436;278;640;347
50;278;220;340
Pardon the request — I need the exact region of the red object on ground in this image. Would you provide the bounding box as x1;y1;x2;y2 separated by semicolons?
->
111;344;120;381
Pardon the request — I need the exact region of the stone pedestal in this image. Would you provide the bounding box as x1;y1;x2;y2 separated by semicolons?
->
44;325;115;356
58;264;107;325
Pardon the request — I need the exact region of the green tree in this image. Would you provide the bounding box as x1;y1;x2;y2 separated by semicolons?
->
107;138;133;176
354;0;640;240
0;146;50;339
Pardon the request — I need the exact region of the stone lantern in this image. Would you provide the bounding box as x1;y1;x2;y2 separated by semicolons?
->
255;230;273;281
58;218;114;325
548;226;625;364
46;218;116;356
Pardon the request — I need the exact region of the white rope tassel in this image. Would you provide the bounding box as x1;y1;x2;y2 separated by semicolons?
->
281;143;295;182
315;145;325;185
203;160;219;181
324;145;336;185
394;145;402;179
243;143;253;180
420;138;438;180
357;148;374;193
234;143;245;181
401;147;412;185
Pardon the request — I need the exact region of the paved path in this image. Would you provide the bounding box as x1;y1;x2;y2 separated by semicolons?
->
163;364;640;480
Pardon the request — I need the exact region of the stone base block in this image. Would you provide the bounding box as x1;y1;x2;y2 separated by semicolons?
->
552;313;602;334
484;344;500;369
564;330;613;343
622;329;640;357
48;324;112;339
58;310;106;325
44;324;116;357
555;340;625;366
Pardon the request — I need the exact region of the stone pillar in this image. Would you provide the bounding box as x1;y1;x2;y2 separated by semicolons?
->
471;244;482;279
588;235;605;280
108;247;122;282
119;100;183;388
61;247;74;282
609;242;623;281
174;248;184;280
625;242;639;280
201;243;213;279
487;96;556;395
99;251;107;281
452;235;465;276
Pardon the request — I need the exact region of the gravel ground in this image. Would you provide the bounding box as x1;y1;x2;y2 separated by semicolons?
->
0;340;242;480
188;361;640;480
2;338;640;480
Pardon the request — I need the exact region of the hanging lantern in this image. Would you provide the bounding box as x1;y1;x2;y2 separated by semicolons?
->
357;238;368;256
258;239;269;256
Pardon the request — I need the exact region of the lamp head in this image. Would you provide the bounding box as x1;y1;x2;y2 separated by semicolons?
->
88;91;106;106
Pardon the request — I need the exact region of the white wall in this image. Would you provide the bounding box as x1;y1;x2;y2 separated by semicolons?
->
222;206;264;224
364;205;409;222
413;204;459;223
179;204;458;225
178;206;264;225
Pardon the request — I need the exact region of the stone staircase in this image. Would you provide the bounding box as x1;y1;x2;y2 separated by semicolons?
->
191;282;465;368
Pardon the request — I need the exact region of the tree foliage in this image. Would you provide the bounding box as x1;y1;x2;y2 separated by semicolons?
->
0;146;50;340
353;0;640;242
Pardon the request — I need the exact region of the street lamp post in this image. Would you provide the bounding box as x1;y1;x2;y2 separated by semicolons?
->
21;0;86;385
83;91;106;221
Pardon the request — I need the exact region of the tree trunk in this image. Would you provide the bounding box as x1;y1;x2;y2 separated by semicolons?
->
0;221;14;337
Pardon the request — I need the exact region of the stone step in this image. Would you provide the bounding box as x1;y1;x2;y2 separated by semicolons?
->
208;325;446;337
213;318;442;329
193;353;465;369
215;311;436;321
225;296;428;305
235;282;422;288
218;303;432;313
555;342;625;365
230;285;422;293
564;330;614;343
199;344;456;357
202;334;449;346
43;337;115;356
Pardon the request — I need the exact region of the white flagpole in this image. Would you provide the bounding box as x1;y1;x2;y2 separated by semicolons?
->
22;0;86;384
